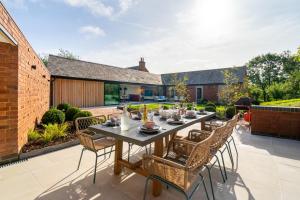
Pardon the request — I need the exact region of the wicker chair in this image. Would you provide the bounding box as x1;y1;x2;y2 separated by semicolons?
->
143;132;215;200
75;115;115;184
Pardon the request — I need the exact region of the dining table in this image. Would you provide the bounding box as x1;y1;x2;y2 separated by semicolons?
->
88;111;215;197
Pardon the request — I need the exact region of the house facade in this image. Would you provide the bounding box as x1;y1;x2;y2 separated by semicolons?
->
47;55;246;107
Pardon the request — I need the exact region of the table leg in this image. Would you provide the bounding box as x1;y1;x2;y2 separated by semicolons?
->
152;138;164;196
201;119;205;130
114;139;123;175
164;135;169;147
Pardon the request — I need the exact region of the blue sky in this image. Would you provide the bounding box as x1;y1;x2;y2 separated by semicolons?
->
2;0;300;73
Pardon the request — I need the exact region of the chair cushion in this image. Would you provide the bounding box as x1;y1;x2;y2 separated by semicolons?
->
94;137;115;150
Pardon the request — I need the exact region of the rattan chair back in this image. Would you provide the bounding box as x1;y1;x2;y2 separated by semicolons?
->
75;115;107;151
186;130;214;170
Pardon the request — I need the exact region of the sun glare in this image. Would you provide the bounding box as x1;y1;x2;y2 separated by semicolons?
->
193;0;236;38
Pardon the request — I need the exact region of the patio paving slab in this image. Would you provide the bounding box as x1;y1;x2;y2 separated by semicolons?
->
0;123;300;200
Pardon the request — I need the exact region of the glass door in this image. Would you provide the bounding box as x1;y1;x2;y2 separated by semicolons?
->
196;87;203;103
104;83;120;105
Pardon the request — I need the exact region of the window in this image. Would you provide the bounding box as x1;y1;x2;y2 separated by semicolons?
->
104;83;120;105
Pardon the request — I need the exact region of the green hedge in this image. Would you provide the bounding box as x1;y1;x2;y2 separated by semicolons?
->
65;107;81;121
57;103;71;112
73;111;92;120
41;109;65;124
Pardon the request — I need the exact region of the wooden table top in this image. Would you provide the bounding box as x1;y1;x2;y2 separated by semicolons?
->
88;112;215;146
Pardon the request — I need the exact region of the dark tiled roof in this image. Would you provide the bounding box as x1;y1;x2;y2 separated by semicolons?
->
47;55;162;85
47;55;246;86
161;66;246;85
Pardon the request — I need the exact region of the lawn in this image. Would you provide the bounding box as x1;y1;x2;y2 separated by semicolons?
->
129;103;226;118
260;98;300;107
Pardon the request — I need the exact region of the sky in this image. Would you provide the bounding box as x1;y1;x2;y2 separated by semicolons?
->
2;0;300;73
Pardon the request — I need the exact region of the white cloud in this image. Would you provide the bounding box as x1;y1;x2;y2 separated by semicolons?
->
79;25;106;38
64;0;113;17
118;0;138;13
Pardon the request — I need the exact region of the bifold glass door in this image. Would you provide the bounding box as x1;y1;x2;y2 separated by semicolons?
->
104;83;120;105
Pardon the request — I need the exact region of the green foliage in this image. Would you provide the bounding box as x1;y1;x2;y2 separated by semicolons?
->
205;106;216;112
57;103;71;112
28;129;41;141
57;49;79;60
39;54;48;66
285;70;300;98
219;69;248;105
65;107;80;121
162;105;169;110
42;123;69;143
266;82;287;100
247;51;300;101
225;106;236;119
206;101;216;108
261;98;300;107
169;74;190;103
41;109;65;125
248;84;263;103
73;111;92;120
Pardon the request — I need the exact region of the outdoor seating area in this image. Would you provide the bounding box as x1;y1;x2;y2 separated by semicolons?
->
1;115;300;200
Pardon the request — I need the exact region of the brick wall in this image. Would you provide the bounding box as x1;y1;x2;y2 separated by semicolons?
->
0;43;18;159
0;3;50;159
203;85;219;102
251;107;300;139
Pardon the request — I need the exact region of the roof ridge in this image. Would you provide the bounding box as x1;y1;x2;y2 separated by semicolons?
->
48;54;160;76
161;66;246;75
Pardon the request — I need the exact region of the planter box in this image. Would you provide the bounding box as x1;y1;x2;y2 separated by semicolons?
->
251;105;300;140
19;134;104;160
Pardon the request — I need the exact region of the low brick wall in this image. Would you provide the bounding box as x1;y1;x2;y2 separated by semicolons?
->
251;105;300;139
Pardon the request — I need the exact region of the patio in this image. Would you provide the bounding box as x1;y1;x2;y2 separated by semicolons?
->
1;123;299;200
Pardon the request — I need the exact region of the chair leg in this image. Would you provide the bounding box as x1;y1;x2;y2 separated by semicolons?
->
93;153;98;184
104;148;106;159
230;136;238;156
128;143;131;162
200;173;210;200
225;143;234;168
143;176;151;200
219;150;227;180
214;155;226;183
205;165;215;200
77;148;84;170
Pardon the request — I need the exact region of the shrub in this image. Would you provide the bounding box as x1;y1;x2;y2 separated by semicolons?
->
42;123;69;142
65;107;80;121
206;101;216;108
57;103;71;112
266;83;287;100
225;106;236;119
205;106;216;112
73;111;92;120
162;105;169;110
28;129;41;141
41;109;65;125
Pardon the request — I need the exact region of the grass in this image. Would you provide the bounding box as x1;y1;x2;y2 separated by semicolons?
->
261;98;300;107
129;103;226;119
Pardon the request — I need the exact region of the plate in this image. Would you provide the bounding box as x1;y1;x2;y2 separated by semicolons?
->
139;125;161;134
167;119;184;125
184;115;197;119
103;121;120;127
197;111;207;115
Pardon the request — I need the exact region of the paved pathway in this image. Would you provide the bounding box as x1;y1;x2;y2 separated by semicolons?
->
0;124;300;200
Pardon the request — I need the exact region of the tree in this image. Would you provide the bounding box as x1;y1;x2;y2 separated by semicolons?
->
219;69;248;106
247;53;287;101
39;54;48;66
248;84;263;103
169;74;190;103
294;46;300;62
57;49;79;60
266;82;286;100
281;50;300;75
285;70;300;98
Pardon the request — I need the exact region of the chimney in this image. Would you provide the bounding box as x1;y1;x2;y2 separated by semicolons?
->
139;57;145;70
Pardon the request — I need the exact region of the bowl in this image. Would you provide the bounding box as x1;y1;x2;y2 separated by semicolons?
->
144;121;155;129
